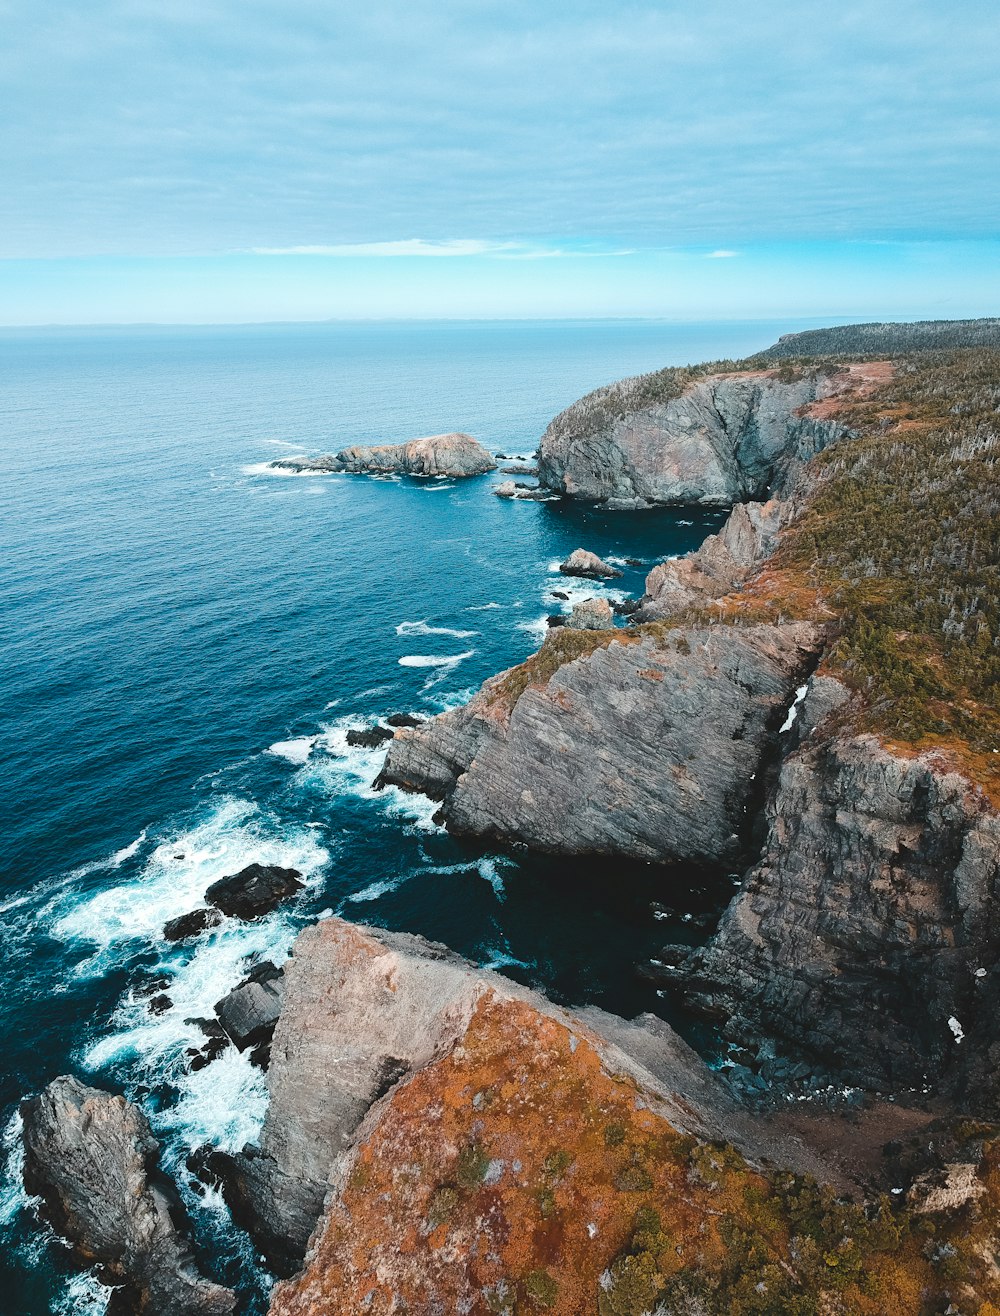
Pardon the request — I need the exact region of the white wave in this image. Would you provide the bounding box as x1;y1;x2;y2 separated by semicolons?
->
398;651;474;668
421;482;455;491
50;797;328;969
68;829;148;880
266;736;316;764
303;719;443;832
466;602;501;611
396;621;478;639
423;855;512;900
517;616;549;642
0;1112;32;1231
346;878;401;903
53;1271;113;1316
481;948;533;972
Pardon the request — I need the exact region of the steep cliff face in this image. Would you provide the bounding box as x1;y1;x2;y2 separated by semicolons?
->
381;621;823;865
661;678;1000;1098
537;369;847;505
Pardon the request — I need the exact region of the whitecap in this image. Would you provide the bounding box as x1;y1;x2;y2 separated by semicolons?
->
266;737;316;765
517;617;549;642
303;719;443;832
465;602;501;611
346;878;401;904
53;1271;113;1316
50;797;328;968
68;829;148;880
0;1112;32;1231
398;651;475;668
396;621;478;640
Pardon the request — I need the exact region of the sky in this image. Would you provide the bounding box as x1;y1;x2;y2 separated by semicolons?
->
1;0;998;323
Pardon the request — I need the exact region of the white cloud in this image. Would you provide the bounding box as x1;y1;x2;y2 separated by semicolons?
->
706;249;740;258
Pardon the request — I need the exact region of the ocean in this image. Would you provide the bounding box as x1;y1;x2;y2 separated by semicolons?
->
0;317;815;1312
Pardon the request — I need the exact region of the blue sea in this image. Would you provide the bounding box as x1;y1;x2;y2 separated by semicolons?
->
0;317;814;1312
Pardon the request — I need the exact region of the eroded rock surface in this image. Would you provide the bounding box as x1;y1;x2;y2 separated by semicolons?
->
21;1076;235;1316
538;369;848;505
559;547;623;579
273;432;495;478
381;621;822;864
661;694;1000;1099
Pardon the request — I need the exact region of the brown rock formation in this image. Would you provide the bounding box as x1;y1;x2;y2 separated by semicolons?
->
273;432;495;478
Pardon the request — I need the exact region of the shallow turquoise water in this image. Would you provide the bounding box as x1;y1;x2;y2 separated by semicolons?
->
0;317;805;1312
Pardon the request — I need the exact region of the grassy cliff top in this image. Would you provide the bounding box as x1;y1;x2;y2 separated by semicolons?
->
763;317;1000;359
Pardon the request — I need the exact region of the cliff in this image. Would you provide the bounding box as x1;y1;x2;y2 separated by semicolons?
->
536;366;853;506
272;431;495;478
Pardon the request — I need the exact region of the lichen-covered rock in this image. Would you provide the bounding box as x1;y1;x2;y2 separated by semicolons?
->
538;370;848;505
668;713;1000;1098
381;621;823;864
566;597;615;630
273;432;495;478
21;1076;235;1316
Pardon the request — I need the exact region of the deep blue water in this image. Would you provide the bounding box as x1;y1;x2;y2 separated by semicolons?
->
0;318;809;1313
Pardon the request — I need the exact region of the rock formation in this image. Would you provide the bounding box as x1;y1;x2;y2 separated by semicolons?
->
565;597;615;630
654;682;1000;1100
205;863;303;920
272;432;495;478
21;1076;235;1316
380;620;822;864
537;368;849;505
559;547;623;579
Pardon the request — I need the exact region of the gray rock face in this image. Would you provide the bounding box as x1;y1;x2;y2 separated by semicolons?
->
566;597;615;630
537;370;847;505
637;497;792;621
273;433;495;478
21;1076;235;1316
672;710;1000;1098
215;961;285;1051
381;621;822;864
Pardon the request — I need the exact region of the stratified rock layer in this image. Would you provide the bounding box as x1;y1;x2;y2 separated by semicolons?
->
381;621;822;864
21;1076;235;1316
669;685;1000;1099
274;432;495;478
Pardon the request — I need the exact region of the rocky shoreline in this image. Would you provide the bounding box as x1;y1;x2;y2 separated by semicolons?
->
19;320;1000;1313
270;431;496;479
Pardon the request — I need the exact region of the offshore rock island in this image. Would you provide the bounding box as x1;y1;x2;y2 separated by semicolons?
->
271;431;496;478
22;318;1000;1314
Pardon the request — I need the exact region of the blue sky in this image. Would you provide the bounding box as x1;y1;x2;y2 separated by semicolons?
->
2;0;998;323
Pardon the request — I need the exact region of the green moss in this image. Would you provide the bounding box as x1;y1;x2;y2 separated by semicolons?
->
425;1184;459;1228
455;1140;490;1190
522;1268;559;1308
603;1122;627;1147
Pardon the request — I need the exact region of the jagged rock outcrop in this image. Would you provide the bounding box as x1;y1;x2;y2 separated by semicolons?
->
637;497;792;621
205;863;303;920
273;432;495;478
565;597;614;630
215;960;285;1052
655;679;1000;1101
381;621;823;864
537;368;848;505
21;1076;235;1316
205;918;840;1300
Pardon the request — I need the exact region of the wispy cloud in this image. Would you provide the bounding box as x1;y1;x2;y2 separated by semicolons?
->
706;250;740;259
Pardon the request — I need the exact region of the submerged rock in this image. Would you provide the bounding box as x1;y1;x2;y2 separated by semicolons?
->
273;433;495;479
205;863;303;920
558;547;623;579
20;1076;235;1316
163;908;223;942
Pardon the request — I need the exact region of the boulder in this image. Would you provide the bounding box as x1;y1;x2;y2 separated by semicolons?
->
214;962;285;1051
566;598;615;630
163;908;223;943
205;864;303;920
385;712;423;728
493;480;518;498
558;548;623;579
20;1076;235;1316
345;725;393;749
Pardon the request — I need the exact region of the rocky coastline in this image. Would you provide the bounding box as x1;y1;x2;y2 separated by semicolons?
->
20;320;1000;1313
